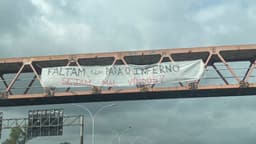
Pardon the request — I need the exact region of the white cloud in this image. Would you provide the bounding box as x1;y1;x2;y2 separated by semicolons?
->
194;5;226;23
30;0;53;15
39;16;92;44
0;34;13;47
247;5;256;21
1;0;256;58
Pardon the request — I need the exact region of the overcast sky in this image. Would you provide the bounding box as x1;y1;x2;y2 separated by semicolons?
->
1;0;256;144
1;0;256;57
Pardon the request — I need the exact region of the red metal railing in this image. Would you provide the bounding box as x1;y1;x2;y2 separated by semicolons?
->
0;44;256;102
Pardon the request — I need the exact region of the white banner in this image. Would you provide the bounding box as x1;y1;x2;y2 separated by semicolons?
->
41;59;205;87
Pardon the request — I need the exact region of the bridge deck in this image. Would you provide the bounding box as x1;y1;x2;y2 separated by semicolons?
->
1;44;256;106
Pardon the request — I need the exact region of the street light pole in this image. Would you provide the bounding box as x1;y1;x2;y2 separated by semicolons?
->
72;103;115;144
129;136;149;144
80;115;84;144
118;126;132;144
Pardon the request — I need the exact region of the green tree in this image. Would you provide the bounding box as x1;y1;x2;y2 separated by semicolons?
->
2;127;27;144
